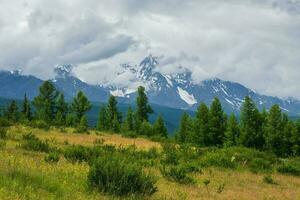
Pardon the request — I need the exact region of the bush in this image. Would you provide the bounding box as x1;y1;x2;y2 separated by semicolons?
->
277;161;300;176
30;120;50;130
248;158;273;173
263;175;277;185
45;152;60;163
0;118;11;127
160;165;195;184
200;150;237;169
64;145;91;163
0;140;6;149
0;128;7;139
21;133;51;152
161;143;180;165
88;155;157;196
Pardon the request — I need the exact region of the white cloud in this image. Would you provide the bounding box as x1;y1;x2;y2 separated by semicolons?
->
0;0;300;99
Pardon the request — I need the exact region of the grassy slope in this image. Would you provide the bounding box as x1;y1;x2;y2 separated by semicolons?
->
0;126;300;200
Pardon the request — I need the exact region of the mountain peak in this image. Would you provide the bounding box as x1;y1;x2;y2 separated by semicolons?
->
138;55;159;80
54;64;74;78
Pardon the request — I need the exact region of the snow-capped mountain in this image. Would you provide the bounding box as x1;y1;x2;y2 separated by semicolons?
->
108;55;300;115
0;55;299;116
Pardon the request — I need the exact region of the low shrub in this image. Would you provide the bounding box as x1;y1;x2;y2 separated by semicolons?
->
248;158;273;173
277;161;300;176
64;145;92;163
200;150;237;169
0;118;11;127
21;133;51;153
161;143;180;165
45;152;60;163
0;140;6;149
160;165;195;184
0;127;7;139
30;120;50;130
88;155;157;196
263;175;277;185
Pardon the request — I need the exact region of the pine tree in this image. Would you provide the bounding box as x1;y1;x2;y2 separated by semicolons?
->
123;107;134;132
139;120;153;136
33;81;58;123
66;113;76;127
264;105;285;156
6;100;19;122
176;112;193;143
77;116;88;133
208;97;226;146
97;106;108;131
153;115;168;138
71;91;92;123
106;95;121;130
194;103;210;146
224;114;240;147
21;94;32;121
55;93;68;126
239;96;264;149
291;120;300;156
136;86;153;123
111;114;121;133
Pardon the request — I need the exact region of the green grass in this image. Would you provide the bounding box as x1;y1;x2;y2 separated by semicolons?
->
1;125;300;200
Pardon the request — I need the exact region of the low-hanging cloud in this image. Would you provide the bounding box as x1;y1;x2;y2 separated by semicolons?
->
0;0;300;99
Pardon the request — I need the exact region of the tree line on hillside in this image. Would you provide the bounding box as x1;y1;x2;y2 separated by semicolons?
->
0;80;299;158
175;96;300;157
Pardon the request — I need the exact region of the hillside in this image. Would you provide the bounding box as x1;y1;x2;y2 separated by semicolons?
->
1;126;300;200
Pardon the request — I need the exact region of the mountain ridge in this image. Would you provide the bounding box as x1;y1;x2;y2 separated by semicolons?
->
0;55;299;116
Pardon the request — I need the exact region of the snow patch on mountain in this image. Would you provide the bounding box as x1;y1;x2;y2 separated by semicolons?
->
177;87;197;106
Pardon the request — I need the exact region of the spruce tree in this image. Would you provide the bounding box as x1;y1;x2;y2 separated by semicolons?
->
194;103;210;146
77;116;88;133
71;91;92;123
123;107;134;132
291;120;300;156
208;97;226;146
224;114;240;147
265;105;285;156
33;81;58;123
239;96;264;149
106;95;121;130
153;115;168;138
21;94;32;121
6;100;19;122
136;86;153;123
55;93;68;126
139;120;153;136
97;106;108;131
176;112;193;143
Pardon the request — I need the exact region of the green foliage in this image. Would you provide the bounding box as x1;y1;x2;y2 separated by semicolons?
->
0;140;6;149
21;94;32;121
194;103;210;146
239;96;264;149
106;95;121;131
277;160;300;176
224;114;240;147
44;152;60;163
263;175;277;184
96;106;108;131
88;155;157;196
76;116;89;133
65;113;76;127
64;145;91;163
30;120;50;130
139;120;153;136
5;100;19;122
123;107;134;132
153;115;168;138
136;86;153;123
208;98;226;146
21;133;51;153
175;112;193;143
71;91;92;123
54;93;68;126
33;81;58;123
160;165;195;184
0;128;7;139
161;143;179;165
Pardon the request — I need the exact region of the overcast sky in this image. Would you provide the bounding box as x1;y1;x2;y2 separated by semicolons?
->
0;0;300;99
